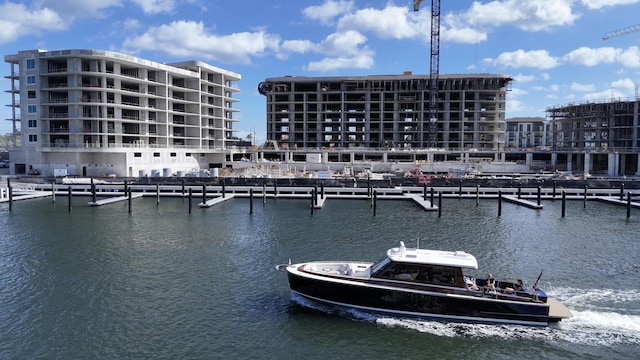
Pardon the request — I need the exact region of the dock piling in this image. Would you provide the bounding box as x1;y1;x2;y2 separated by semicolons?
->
188;188;192;214
438;192;442;218
627;192;631;218
250;188;254;214
202;184;206;204
498;190;502;217
430;187;434;207
128;189;132;213
373;190;377;216
537;186;541;206
562;191;566;217
68;186;72;212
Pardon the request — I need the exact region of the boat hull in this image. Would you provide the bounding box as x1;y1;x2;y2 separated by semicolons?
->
287;268;555;326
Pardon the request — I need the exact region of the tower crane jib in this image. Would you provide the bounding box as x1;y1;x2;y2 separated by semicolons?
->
602;24;640;40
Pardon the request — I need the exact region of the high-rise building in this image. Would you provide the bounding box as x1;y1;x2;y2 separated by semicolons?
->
4;49;240;177
259;73;512;150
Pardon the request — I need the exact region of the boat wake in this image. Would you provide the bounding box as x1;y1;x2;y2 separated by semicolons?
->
291;287;640;346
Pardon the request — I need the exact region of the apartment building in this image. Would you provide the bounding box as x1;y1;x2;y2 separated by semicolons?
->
259;73;512;150
546;99;640;175
4;49;240;177
547;100;639;151
505;117;550;149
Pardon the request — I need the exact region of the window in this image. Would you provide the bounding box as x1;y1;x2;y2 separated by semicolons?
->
28;105;37;113
26;59;35;69
28;91;36;99
28;134;38;142
28;120;37;128
153;152;160;157
27;75;36;85
134;153;142;157
170;152;176;157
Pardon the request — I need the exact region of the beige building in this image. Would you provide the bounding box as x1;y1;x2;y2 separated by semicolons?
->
4;49;241;177
259;73;512;150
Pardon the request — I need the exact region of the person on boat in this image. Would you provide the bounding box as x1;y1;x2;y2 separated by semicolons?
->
485;274;496;292
465;276;479;291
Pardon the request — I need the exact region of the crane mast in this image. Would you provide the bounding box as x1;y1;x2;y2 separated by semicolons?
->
414;0;440;148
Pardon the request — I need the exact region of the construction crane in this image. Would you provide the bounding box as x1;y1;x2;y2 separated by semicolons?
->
413;0;440;148
602;24;640;40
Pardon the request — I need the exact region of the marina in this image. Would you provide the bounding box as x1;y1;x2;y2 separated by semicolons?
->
0;196;638;359
2;177;640;216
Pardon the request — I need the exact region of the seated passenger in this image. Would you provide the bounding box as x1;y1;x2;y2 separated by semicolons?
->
465;276;479;291
485;273;496;292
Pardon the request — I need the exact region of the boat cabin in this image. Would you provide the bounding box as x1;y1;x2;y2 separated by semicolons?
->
370;242;478;288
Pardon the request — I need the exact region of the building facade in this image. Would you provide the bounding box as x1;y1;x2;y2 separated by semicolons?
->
547;99;639;151
504;117;550;149
546;99;640;175
259;73;512;151
4;49;240;177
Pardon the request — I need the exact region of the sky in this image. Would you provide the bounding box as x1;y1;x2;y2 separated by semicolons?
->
1;0;640;143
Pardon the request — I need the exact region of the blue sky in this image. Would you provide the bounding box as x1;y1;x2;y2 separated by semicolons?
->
2;0;640;143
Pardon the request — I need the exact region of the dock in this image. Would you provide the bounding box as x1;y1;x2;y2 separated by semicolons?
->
595;196;640;209
502;195;544;209
88;192;144;206
199;194;236;208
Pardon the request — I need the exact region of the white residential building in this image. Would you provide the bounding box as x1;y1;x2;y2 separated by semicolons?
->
4;49;241;177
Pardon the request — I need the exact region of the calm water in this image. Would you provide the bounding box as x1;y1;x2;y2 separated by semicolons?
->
1;194;639;359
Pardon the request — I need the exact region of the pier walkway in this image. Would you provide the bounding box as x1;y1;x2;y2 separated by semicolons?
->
2;181;638;214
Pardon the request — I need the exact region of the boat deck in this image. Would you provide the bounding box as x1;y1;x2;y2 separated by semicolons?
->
547;297;572;320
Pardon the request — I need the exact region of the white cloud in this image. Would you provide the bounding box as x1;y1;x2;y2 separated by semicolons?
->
580;0;640;10
35;0;122;18
512;74;535;83
123;21;280;64
484;49;559;69
570;82;595;91
563;46;618;66
303;0;354;25
317;30;367;56
305;51;374;72
130;0;176;14
618;46;640;68
0;2;67;44
337;4;423;39
463;0;579;32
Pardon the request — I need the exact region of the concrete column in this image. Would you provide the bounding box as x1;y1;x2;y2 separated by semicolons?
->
382;152;388;162
428;153;434;164
551;153;557;167
322;152;328;163
566;153;573;172
608;152;618;177
525;152;533;166
583;152;591;174
350;152;355;163
636;155;640;176
500;152;506;163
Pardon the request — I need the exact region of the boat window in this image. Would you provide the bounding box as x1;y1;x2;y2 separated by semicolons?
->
370;257;391;276
376;263;458;285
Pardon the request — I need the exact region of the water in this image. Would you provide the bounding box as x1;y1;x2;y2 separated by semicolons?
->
1;196;639;359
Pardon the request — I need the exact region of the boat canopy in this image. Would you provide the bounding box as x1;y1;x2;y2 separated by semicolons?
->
386;242;478;269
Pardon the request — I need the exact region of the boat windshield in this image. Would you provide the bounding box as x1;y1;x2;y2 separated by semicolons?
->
370;256;391;276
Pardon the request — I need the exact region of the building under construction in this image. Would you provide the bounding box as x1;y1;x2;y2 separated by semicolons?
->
259;73;512;151
546;99;639;175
